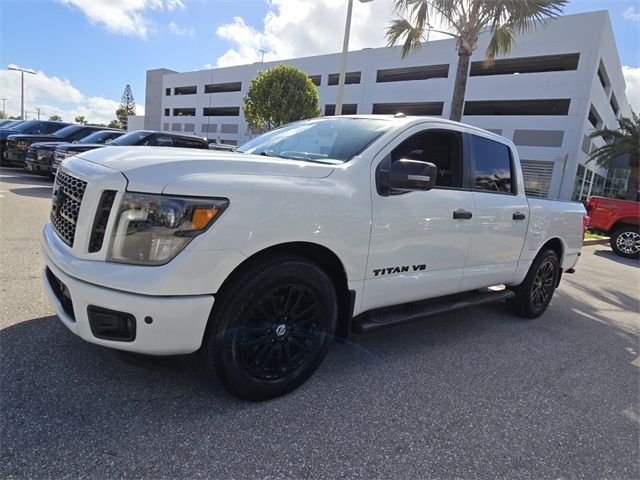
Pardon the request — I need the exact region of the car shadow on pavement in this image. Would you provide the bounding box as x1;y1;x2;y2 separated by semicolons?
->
592;247;639;267
9;186;53;199
2;292;638;478
0;168;53;186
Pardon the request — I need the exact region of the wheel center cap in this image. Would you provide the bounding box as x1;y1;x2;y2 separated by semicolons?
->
275;324;287;337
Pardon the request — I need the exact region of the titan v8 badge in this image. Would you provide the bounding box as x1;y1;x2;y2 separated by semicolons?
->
373;264;426;277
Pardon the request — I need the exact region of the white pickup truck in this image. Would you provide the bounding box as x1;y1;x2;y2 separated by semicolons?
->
42;115;586;400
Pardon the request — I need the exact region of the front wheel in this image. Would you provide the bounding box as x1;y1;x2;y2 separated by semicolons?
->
507;249;559;319
610;226;640;259
203;256;338;401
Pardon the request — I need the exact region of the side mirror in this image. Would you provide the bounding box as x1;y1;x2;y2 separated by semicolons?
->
378;159;437;195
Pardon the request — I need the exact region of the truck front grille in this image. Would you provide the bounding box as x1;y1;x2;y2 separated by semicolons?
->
50;170;88;247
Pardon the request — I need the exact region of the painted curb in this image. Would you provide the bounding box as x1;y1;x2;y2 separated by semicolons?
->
583;238;609;246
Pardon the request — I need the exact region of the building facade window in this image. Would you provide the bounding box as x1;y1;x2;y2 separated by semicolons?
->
165;88;171;96
163;122;170;131
597;61;610;91
184;123;195;132
309;75;321;86
171;123;182;132
164;108;170;116
588;105;602;129
604;168;630;199
203;107;240;116
174;85;197;95
372;102;443;116
173;108;196;116
470;53;580;76
202;123;217;133
609;93;620;117
328;72;361;85
513;129;564;147
324;104;357;116
204;82;242;93
376;64;449;83
464;99;571;116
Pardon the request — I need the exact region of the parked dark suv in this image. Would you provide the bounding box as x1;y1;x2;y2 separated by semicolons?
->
1;120;69;166
8;124;111;170
51;130;209;175
26;127;123;176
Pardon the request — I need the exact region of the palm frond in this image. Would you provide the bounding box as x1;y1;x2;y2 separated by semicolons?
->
485;24;515;65
588;112;640;168
386;18;426;59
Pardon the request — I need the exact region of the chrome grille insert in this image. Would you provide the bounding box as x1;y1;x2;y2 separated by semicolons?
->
50;170;88;247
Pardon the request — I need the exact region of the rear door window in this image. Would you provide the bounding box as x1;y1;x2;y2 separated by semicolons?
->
470;135;514;194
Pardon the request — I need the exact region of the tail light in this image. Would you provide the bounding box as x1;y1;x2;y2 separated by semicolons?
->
583;215;590;239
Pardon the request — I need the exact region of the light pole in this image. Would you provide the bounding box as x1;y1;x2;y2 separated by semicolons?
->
8;65;37;120
335;0;373;116
1;98;5;118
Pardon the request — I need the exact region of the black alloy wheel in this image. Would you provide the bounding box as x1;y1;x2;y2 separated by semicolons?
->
233;284;325;382
507;249;559;319
203;256;337;401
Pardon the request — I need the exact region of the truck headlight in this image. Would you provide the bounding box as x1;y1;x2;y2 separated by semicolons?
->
106;193;229;265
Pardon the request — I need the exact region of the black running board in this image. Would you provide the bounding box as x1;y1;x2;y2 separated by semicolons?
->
352;289;515;334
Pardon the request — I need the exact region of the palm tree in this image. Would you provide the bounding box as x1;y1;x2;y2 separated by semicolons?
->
588;112;640;201
386;0;567;121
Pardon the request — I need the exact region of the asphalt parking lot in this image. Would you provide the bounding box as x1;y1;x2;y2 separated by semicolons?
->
1;166;639;479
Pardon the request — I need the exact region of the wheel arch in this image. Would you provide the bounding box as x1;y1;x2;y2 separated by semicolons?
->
611;218;640;232
213;241;354;339
540;237;564;264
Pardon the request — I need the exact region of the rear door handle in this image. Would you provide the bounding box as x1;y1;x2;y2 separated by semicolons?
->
453;209;473;220
513;212;526;221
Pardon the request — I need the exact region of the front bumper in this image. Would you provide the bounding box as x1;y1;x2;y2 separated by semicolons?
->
6;148;27;165
24;153;52;174
42;240;215;355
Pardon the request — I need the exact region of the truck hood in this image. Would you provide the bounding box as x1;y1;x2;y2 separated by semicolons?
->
75;146;335;192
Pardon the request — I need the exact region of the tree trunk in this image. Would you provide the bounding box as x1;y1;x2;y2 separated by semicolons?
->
625;161;639;202
449;50;471;122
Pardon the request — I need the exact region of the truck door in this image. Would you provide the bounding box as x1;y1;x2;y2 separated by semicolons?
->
459;133;528;291
361;125;476;312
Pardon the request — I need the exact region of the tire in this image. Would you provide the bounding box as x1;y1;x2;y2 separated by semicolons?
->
610;225;640;259
203;256;338;401
507;249;559;319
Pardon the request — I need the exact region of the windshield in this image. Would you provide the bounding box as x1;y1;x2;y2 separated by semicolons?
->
52;125;82;138
0;120;23;129
79;130;121;144
12;120;40;132
236;117;393;164
110;131;152;146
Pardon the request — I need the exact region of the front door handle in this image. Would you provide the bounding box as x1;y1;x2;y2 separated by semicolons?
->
513;212;526;221
453;209;473;220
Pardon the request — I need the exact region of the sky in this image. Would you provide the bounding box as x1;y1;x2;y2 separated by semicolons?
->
0;0;639;124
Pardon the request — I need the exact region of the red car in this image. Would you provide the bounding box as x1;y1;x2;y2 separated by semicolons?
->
586;196;640;258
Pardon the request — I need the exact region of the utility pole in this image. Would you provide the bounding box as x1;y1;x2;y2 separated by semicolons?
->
8;65;37;120
258;49;266;62
1;98;6;118
36;107;41;120
336;0;374;116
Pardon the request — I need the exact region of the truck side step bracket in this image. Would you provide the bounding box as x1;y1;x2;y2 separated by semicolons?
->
352;289;516;334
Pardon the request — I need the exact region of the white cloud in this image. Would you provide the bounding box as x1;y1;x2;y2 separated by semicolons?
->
623;6;640;23
169;21;194;37
58;0;188;39
0;69;144;125
214;0;450;67
623;66;640;112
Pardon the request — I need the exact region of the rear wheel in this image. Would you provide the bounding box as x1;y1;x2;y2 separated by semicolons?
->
203;256;337;401
508;249;559;319
610;225;640;259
